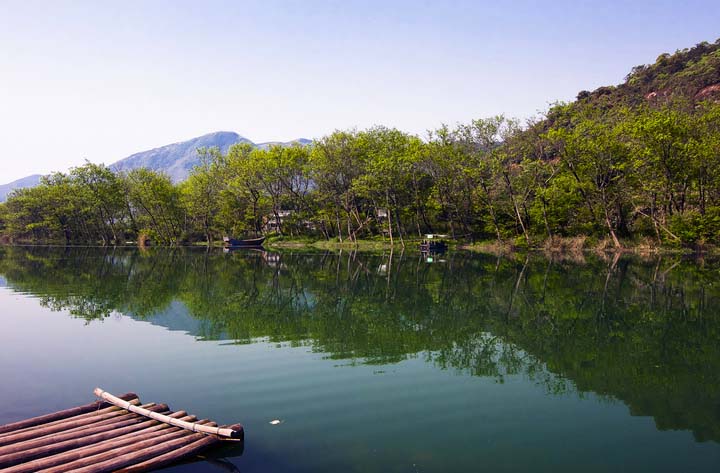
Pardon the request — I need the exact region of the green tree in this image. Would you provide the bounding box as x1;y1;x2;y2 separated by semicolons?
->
124;169;185;244
181;147;225;244
309;130;367;242
548;110;631;248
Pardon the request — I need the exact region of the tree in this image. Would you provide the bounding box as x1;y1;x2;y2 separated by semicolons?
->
124;169;184;244
181;147;225;244
309;130;367;242
548;111;631;248
223;143;266;236
69;162;127;244
354;126;421;245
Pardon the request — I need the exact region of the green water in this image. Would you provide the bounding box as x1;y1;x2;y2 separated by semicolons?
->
1;246;719;472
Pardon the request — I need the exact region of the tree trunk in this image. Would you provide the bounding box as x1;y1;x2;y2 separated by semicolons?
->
335;211;343;243
480;180;502;243
541;198;552;239
394;207;405;248
386;193;394;247
600;189;621;249
503;172;530;245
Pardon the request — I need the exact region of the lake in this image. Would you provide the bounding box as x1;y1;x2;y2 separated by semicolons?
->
1;246;719;472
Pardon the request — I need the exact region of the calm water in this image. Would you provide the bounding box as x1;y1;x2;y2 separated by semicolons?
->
1;246;719;472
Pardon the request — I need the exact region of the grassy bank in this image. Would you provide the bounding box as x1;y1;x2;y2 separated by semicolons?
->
2;235;713;256
266;235;713;256
459;236;707;256
267;235;395;251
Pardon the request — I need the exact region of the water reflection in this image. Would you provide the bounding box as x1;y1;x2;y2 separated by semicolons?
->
1;246;719;444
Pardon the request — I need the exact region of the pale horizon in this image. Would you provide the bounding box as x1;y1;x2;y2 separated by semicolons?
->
1;0;719;183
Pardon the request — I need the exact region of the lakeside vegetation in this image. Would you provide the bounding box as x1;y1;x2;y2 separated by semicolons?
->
1;40;720;250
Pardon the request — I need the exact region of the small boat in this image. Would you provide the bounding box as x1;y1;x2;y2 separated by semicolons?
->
223;236;266;248
420;237;448;253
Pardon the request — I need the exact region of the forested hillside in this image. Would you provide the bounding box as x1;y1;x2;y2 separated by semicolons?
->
1;39;719;249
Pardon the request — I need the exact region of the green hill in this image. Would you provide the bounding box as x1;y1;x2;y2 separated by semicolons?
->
575;39;720;108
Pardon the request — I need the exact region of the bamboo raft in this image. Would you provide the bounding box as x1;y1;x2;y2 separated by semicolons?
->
0;388;243;472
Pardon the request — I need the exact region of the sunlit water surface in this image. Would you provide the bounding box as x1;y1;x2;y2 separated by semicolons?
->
1;247;719;472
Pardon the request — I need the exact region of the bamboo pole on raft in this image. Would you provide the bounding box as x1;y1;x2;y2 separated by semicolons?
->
93;388;242;439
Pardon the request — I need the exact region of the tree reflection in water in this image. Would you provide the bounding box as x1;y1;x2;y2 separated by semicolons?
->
1;246;719;443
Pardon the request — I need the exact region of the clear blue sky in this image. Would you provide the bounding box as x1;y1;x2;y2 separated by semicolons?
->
1;0;719;182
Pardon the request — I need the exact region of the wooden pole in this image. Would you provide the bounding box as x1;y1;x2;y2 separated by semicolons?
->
0;402;138;441
94;388;242;439
0;393;138;435
0;401;144;447
114;424;243;473
1;412;196;473
0;404;168;460
39;420;219;473
113;436;217;473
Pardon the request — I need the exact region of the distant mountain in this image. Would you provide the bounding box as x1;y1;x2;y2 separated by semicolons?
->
0;174;43;202
112;133;312;182
0;132;311;201
255;138;313;150
111;131;251;182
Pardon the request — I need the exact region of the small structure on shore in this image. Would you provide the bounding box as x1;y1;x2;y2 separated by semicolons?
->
0;388;243;472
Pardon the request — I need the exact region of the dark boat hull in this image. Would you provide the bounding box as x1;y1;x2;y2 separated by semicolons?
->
420;241;448;253
223;236;266;248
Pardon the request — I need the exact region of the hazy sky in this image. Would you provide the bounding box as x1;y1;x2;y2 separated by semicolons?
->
1;0;719;182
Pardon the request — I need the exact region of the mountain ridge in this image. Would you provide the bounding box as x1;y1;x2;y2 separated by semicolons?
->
110;131;251;182
0;132;311;201
0;174;43;203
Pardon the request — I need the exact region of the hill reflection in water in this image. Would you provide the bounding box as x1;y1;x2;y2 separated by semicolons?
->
1;246;719;444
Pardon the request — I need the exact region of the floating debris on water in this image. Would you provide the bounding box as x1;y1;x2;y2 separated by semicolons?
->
269;419;282;425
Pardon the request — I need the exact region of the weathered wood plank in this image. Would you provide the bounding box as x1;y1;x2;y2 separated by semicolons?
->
37;420;218;473
0;402;157;449
0;403;138;442
0;412;195;473
0;404;168;462
0;393;138;435
0;401;146;447
0;402;142;443
114;424;243;473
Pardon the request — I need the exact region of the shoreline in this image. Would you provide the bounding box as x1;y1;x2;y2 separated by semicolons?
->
1;236;715;256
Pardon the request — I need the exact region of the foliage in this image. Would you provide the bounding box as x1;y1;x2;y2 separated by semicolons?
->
1;39;720;247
